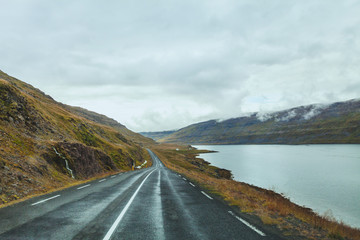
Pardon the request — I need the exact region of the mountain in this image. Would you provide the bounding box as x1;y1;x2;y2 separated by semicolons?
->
145;99;360;144
0;70;154;204
139;130;176;141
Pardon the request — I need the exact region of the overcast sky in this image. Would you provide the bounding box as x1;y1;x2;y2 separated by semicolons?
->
1;0;360;132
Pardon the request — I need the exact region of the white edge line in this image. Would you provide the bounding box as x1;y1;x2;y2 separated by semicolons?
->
228;211;266;236
201;191;213;200
189;182;195;187
182;177;187;181
77;184;91;190
103;169;156;240
31;195;61;206
99;179;106;182
110;175;116;178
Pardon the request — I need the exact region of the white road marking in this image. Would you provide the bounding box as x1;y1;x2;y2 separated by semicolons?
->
99;179;106;183
155;170;165;239
182;177;187;181
228;211;266;237
103;169;156;240
77;184;91;190
31;195;60;206
201;191;213;200
110;175;116;178
189;182;196;187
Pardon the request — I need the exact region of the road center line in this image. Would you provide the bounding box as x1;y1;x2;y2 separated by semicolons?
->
201;191;213;200
103;169;156;240
110;175;116;178
31;195;60;206
99;179;106;183
189;182;196;187
77;184;91;190
182;177;187;181
228;211;266;236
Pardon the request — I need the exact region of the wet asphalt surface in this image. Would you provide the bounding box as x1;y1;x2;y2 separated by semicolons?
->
0;150;283;240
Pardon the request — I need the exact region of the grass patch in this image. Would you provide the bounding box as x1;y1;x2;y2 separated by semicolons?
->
0;169;124;209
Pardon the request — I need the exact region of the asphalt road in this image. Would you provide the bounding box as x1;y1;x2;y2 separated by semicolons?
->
0;150;283;240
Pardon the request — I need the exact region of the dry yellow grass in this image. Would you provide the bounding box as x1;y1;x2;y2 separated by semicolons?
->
0;169;125;209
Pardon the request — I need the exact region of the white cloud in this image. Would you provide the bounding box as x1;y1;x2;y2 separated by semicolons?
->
0;0;360;131
276;110;297;122
303;104;329;120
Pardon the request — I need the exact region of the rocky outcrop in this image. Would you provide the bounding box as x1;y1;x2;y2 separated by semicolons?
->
0;80;46;133
44;142;117;179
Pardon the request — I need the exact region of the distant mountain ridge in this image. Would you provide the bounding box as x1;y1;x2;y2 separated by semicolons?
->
0;70;154;205
142;99;360;144
139;130;176;141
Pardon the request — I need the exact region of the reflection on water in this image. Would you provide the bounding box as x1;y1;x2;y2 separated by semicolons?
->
194;144;360;228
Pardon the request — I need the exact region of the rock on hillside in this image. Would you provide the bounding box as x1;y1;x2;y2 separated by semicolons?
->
0;70;153;205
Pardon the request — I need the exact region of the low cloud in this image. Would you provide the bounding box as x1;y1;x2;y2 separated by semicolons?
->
1;0;360;131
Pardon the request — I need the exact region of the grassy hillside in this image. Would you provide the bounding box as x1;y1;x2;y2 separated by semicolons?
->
63;105;155;146
0;70;154;205
157;100;360;144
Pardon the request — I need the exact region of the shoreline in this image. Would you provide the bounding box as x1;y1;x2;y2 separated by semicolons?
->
151;143;360;240
192;144;360;229
188;142;360;146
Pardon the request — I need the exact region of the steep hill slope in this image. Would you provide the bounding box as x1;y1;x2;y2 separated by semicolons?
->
0;70;154;205
153;99;360;144
62;105;155;146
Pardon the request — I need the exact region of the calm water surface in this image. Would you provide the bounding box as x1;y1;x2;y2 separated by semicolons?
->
194;144;360;228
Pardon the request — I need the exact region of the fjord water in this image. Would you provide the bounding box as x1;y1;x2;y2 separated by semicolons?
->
194;144;360;228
